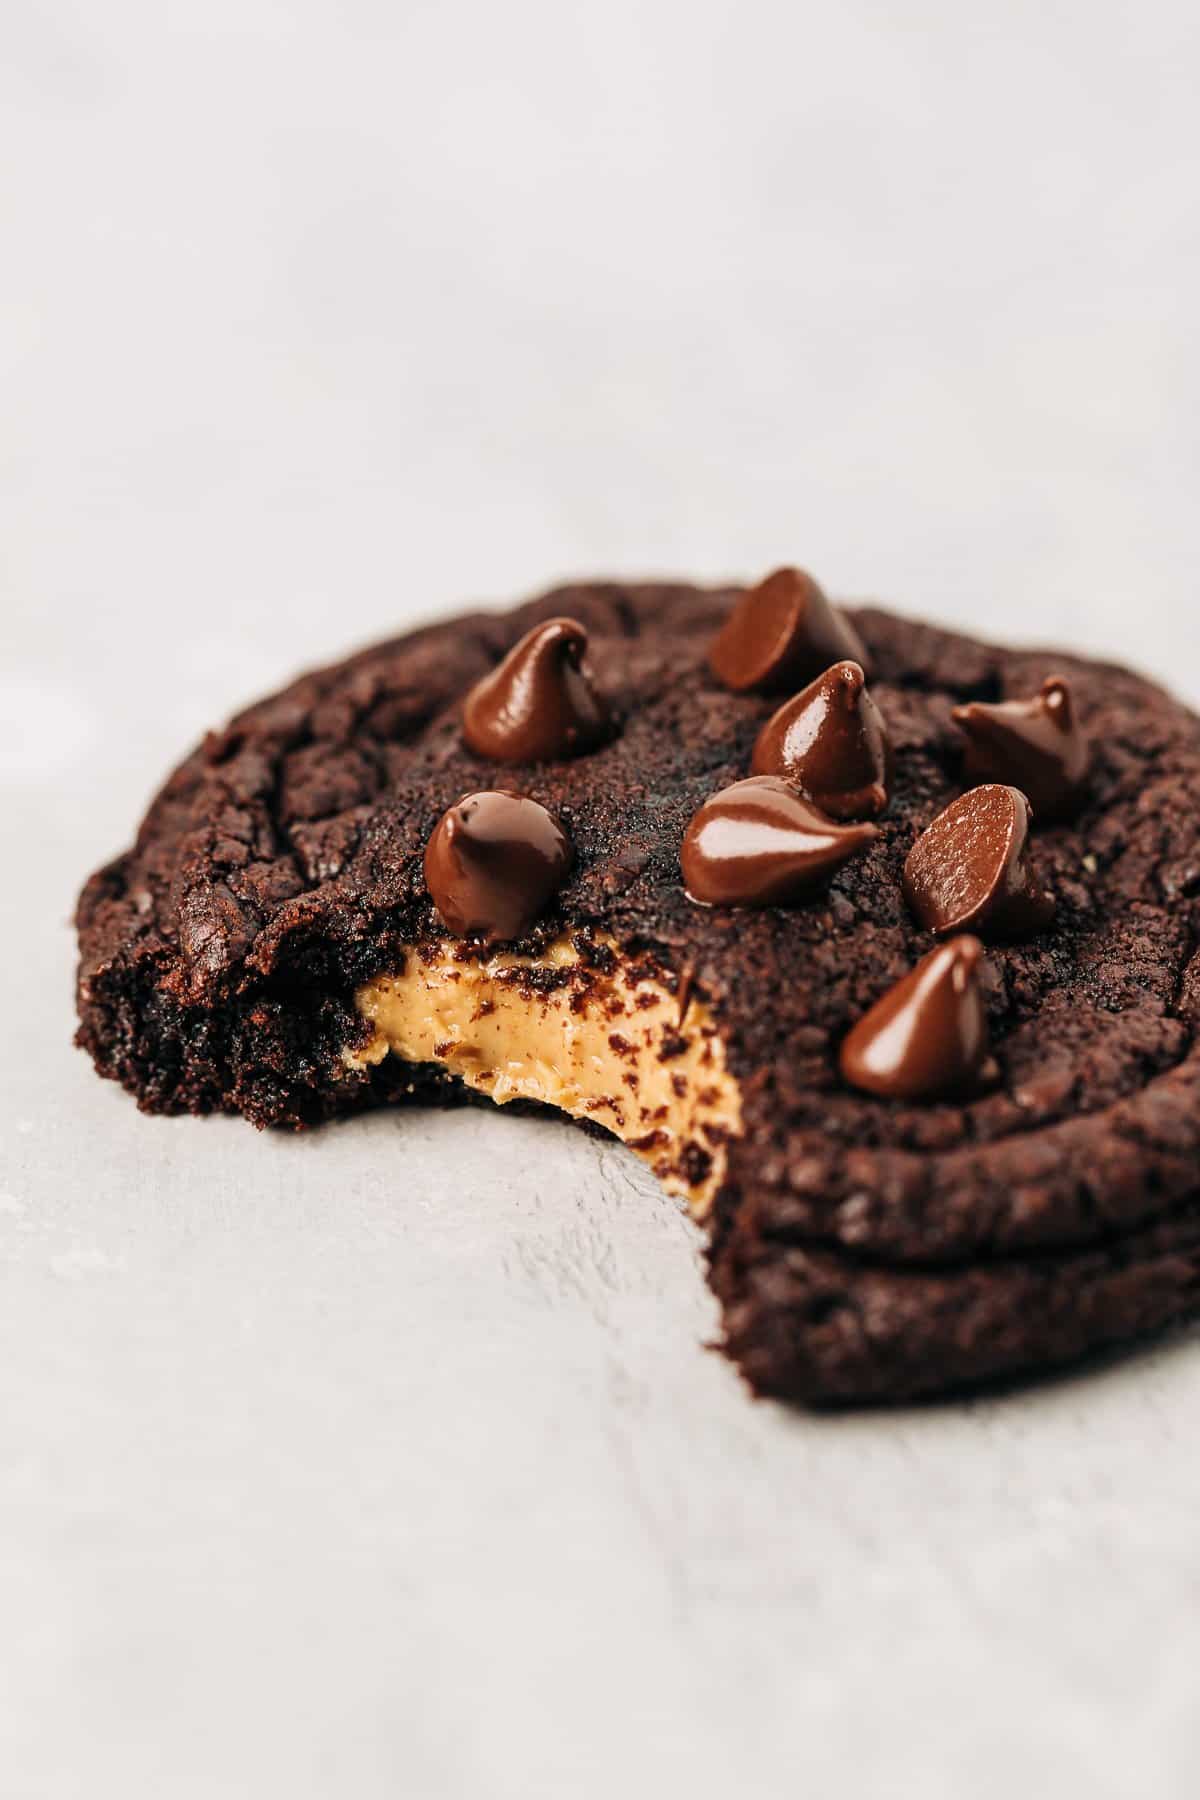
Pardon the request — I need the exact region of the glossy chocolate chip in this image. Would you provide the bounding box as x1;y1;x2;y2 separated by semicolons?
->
952;677;1088;822
903;785;1055;940
424;791;572;943
840;937;999;1101
681;776;876;908
463;617;611;763
707;567;870;694
751;660;892;819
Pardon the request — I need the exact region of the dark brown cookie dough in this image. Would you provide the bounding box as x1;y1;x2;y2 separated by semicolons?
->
75;581;1200;1404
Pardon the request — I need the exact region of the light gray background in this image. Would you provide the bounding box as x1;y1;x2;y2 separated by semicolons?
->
3;3;1199;1796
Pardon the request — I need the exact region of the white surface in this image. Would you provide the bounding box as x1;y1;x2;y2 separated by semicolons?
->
3;3;1200;1795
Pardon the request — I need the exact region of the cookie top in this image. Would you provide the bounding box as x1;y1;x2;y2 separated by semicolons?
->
77;580;1200;1389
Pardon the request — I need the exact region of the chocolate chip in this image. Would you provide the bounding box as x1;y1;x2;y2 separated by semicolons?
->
840;937;999;1101
707;568;870;694
751;660;891;819
903;785;1055;940
952;676;1088;822
424;790;572;942
462;618;611;762
681;776;876;908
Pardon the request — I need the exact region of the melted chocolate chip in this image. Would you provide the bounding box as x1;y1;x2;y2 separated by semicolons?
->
462;617;610;762
952;677;1088;822
424;791;572;943
707;567;870;694
681;776;876;908
903;785;1055;940
840;937;999;1101
751;660;891;819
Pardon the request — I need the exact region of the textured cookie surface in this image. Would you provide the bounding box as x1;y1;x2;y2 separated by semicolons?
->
76;584;1200;1402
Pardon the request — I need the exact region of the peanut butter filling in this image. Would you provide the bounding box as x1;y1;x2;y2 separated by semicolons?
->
347;935;741;1214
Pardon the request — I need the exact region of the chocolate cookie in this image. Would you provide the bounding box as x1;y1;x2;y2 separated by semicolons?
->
75;580;1200;1404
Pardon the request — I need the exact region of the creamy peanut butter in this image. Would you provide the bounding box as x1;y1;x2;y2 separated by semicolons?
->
347;935;741;1214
